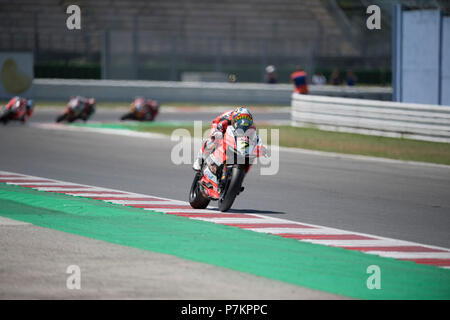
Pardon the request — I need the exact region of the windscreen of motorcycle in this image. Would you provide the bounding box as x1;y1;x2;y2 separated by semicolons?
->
233;118;253;133
69;98;82;111
236;136;251;155
231;124;257;156
14;99;22;110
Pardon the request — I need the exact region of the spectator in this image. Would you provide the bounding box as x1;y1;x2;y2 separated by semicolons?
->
329;69;342;86
312;72;327;85
265;65;278;84
345;70;357;86
290;65;308;94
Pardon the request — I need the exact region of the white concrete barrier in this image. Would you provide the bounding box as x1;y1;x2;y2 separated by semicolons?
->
32;78;392;105
291;93;450;143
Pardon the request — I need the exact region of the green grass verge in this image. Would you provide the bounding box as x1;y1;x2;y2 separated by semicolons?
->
264;125;450;165
1;183;449;299
72;122;450;165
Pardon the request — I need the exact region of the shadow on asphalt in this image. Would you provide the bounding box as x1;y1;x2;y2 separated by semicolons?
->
209;208;285;215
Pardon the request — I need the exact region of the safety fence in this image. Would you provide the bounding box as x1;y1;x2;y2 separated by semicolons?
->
31;78;391;105
291;93;450;143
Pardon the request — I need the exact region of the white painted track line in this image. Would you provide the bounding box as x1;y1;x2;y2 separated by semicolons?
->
1;170;450;269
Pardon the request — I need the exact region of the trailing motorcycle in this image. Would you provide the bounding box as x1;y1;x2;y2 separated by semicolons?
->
56;96;96;123
120;97;159;121
0;97;34;125
189;122;265;212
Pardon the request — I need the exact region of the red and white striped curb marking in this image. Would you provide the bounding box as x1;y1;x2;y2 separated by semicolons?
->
1;171;450;269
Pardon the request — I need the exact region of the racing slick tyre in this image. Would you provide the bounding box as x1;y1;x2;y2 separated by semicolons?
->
1;111;12;124
120;113;135;121
67;116;78;123
0;115;8;125
218;165;246;212
80;113;90;122
189;172;210;209
56;113;67;123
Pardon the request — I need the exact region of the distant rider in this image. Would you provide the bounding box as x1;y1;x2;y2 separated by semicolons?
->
138;98;159;121
1;96;34;123
69;96;96;121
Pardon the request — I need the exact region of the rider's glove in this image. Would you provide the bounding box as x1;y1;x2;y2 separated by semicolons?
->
262;145;269;157
212;130;223;141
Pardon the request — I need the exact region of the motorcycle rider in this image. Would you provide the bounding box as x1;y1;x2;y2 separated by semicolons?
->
1;96;34;123
69;96;96;121
26;99;34;118
135;97;159;121
192;107;257;171
121;97;159;121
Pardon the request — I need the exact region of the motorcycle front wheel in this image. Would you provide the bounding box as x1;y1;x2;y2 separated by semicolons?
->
120;112;135;121
0;112;11;124
55;113;67;123
218;165;246;212
189;172;210;209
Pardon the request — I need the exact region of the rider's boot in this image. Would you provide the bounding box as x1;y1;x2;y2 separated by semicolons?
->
193;138;214;171
193;148;205;171
193;156;203;171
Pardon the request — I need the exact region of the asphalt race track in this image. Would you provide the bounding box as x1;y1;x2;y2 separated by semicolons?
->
31;107;291;124
1;110;449;299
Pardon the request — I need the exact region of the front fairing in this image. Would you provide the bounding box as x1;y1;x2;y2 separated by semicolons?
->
8;100;26;119
68;98;83;115
224;126;262;162
199;126;264;200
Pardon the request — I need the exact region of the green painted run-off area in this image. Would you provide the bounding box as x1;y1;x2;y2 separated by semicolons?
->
0;183;449;299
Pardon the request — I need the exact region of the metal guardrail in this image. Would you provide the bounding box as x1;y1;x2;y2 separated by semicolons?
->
291;93;450;143
32;78;392;104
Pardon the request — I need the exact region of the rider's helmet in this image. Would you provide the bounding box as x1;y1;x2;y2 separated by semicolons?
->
26;99;34;110
265;65;275;74
231;107;253;131
134;97;145;111
88;98;96;106
69;97;81;110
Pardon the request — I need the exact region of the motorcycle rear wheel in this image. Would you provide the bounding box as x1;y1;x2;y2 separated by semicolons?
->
189;173;210;209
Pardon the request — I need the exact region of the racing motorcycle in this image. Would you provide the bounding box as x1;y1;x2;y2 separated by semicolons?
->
120;97;159;121
189;122;265;212
0;98;32;124
56;96;96;123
